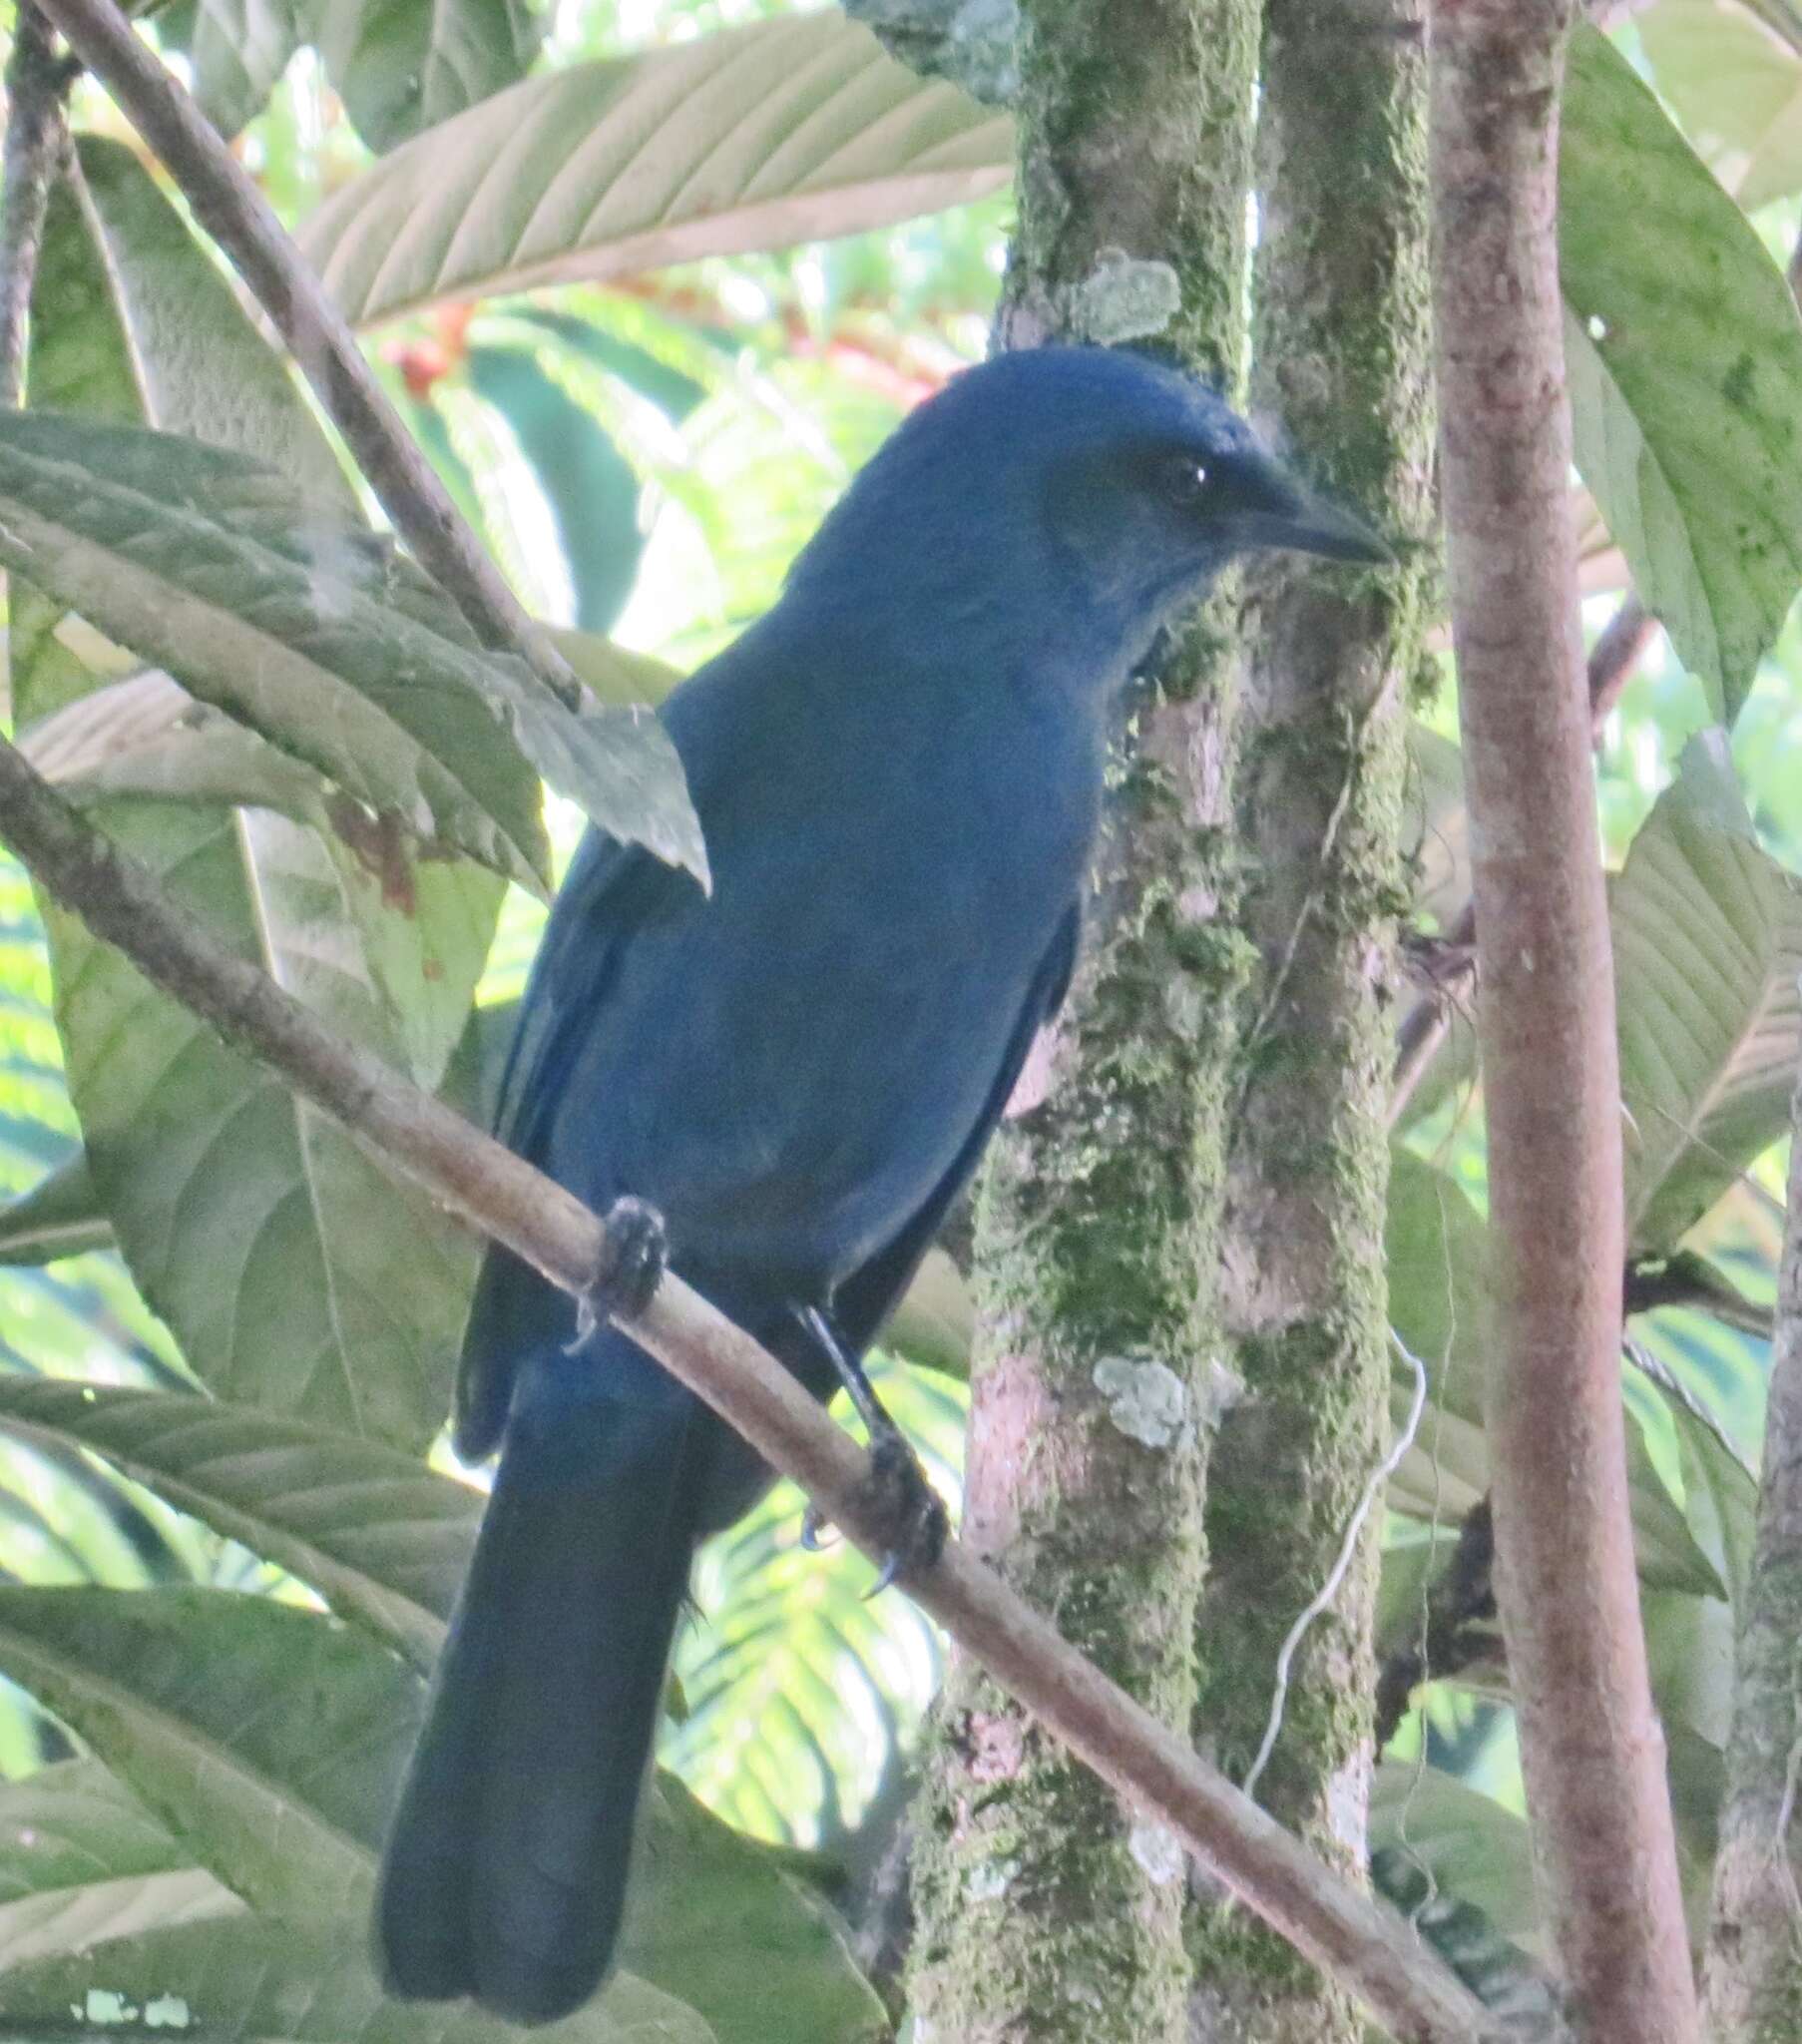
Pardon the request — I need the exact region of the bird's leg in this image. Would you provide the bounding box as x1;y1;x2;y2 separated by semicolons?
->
567;1197;669;1352
796;1306;947;1592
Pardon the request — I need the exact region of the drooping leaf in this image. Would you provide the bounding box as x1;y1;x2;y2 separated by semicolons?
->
1561;26;1802;718
317;0;545;153
1612;731;1802;1252
0;1758;239;1968
1384;1150;1723;1596
22;665;332;821
0;1912;717;2042
0;1381;479;1671
298;15;1011;329
1639;0;1802;210
0;410;552;892
0;1150;113;1265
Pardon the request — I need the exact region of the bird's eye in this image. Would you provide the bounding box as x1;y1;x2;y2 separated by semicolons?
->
1158;455;1212;506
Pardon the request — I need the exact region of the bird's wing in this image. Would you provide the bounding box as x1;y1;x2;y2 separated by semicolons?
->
830;905;1080;1355
455;834;681;1459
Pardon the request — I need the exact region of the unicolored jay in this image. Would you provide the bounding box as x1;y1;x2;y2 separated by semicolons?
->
374;343;1387;2024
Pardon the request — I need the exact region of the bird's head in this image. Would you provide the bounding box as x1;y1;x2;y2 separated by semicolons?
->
784;345;1390;667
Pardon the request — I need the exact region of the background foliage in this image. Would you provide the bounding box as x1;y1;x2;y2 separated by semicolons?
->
3;0;1802;2034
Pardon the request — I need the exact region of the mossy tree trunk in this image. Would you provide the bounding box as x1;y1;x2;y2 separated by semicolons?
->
908;2;1258;2038
1191;6;1434;2040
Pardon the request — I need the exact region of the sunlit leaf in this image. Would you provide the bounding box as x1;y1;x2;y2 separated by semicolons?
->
1639;0;1802;209
18;146;488;1451
298;16;1011;328
1561;27;1802;718
0;1381;479;1672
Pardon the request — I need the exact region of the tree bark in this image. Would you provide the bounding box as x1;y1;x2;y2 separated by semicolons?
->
1427;5;1698;2041
1702;1067;1802;2041
1194;4;1434;2038
908;3;1258;2038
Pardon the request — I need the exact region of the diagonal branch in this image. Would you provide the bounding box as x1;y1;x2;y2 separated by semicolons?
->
0;730;1515;2044
28;0;582;711
1427;6;1697;2041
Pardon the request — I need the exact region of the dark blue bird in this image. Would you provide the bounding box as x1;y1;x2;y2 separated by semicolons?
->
373;344;1386;2024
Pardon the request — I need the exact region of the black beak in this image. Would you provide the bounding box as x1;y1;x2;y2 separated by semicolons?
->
1233;455;1394;566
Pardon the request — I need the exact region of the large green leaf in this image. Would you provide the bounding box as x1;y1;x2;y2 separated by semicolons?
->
17;140;489;1452
37;138;350;503
1612;732;1802;1253
0;1758;239;1967
298;15;1011;328
1385;1150;1722;1597
1561;26;1802;718
1639;0;1802;210
30;796;478;1447
0;1589;884;2041
0;1589;410;1919
317;0;545;153
0;1913;716;2042
0;1382;479;1671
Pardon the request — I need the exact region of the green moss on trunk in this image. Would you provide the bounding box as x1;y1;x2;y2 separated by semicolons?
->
1190;5;1436;2039
908;3;1258;2038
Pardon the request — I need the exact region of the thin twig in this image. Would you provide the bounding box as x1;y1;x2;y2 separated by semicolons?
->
0;4;75;410
1428;6;1698;2039
29;0;582;709
0;730;1513;2044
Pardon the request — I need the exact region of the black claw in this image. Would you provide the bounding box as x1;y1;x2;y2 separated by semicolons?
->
799;1504;834;1552
859;1429;948;1597
568;1198;668;1352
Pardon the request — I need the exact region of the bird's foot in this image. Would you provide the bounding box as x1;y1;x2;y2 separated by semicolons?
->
858;1424;948;1597
568;1197;668;1351
799;1503;834;1552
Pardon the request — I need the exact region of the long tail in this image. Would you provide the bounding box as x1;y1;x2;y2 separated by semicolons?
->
375;1342;702;2024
